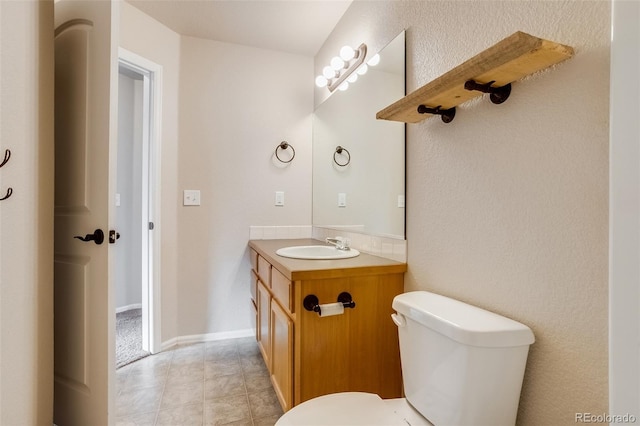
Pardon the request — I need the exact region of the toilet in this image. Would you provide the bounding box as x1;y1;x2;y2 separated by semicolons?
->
276;291;535;426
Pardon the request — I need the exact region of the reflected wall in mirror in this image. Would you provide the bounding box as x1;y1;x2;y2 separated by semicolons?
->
313;31;405;238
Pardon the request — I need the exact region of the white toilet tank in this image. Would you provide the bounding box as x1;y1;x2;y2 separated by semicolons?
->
392;291;535;426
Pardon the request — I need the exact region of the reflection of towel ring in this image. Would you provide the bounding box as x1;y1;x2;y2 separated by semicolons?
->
333;146;351;167
275;141;295;163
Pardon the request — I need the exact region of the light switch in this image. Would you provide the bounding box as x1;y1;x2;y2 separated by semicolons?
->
275;191;285;206
115;193;121;207
183;190;201;206
338;193;347;207
397;195;405;208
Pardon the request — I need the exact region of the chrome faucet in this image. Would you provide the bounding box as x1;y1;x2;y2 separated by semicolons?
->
326;237;350;251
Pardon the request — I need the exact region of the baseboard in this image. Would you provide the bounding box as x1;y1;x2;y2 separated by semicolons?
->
116;303;142;314
160;328;255;352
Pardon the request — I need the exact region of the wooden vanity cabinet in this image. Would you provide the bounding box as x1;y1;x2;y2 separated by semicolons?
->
251;248;294;410
249;241;406;412
294;274;404;403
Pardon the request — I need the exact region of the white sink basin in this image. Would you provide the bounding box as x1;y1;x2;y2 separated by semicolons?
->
276;245;360;260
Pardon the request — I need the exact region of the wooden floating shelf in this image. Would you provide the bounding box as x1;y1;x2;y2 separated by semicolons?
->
376;31;574;124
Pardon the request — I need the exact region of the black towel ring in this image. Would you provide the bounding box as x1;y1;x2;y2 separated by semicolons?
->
275;141;295;163
0;149;10;168
333;146;351;167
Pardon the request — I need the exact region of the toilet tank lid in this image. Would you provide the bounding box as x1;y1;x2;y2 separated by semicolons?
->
392;291;535;348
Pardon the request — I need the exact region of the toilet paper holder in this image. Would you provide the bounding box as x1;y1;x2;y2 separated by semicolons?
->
303;292;356;315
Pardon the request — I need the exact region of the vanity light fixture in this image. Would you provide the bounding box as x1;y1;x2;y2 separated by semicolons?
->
316;44;381;92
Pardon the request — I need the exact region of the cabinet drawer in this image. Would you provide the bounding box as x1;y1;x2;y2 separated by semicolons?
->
250;249;258;272
272;267;293;314
257;255;271;287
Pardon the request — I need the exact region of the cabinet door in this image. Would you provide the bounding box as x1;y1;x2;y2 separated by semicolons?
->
257;280;271;371
271;300;293;411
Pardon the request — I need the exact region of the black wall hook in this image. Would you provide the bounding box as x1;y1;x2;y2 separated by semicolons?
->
0;149;10;168
464;80;512;104
417;105;456;123
0;187;12;201
0;149;12;201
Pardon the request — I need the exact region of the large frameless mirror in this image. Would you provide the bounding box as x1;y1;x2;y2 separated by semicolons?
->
313;31;405;238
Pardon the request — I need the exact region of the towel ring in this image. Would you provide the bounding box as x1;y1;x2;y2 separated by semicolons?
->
333;146;351;167
275;141;295;163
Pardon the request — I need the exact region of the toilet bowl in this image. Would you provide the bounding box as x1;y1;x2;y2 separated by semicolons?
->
276;392;431;426
276;291;535;426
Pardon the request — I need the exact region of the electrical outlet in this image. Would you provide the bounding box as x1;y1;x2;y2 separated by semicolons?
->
183;190;201;206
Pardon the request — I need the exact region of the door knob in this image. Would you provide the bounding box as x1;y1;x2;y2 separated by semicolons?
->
109;230;121;244
74;229;105;245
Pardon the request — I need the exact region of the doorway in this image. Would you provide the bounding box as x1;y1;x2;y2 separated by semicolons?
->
116;49;162;361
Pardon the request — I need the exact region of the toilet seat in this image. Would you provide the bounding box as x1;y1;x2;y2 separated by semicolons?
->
275;392;432;426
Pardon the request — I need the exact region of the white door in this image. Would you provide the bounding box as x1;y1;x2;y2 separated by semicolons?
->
53;1;119;424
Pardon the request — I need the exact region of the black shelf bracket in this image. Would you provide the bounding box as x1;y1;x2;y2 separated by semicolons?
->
417;105;456;123
464;80;512;104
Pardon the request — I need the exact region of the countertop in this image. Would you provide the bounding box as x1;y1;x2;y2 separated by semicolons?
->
248;239;407;281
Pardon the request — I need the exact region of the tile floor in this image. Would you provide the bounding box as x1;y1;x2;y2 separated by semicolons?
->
116;337;284;425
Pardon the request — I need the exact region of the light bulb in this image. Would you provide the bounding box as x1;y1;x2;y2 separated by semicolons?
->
356;64;368;75
330;56;345;71
347;73;358;83
323;66;336;79
367;53;380;66
338;81;349;91
315;75;328;88
340;45;355;61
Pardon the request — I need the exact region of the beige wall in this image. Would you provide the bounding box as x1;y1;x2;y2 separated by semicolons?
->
177;36;312;336
316;0;609;424
0;0;55;424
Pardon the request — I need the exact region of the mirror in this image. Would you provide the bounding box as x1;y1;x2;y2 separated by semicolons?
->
313;31;405;238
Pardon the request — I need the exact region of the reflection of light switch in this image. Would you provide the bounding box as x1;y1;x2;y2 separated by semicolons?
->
338;193;347;207
397;195;405;208
183;190;201;206
275;191;285;206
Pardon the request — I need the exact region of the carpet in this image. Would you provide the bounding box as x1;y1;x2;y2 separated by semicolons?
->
116;308;149;369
